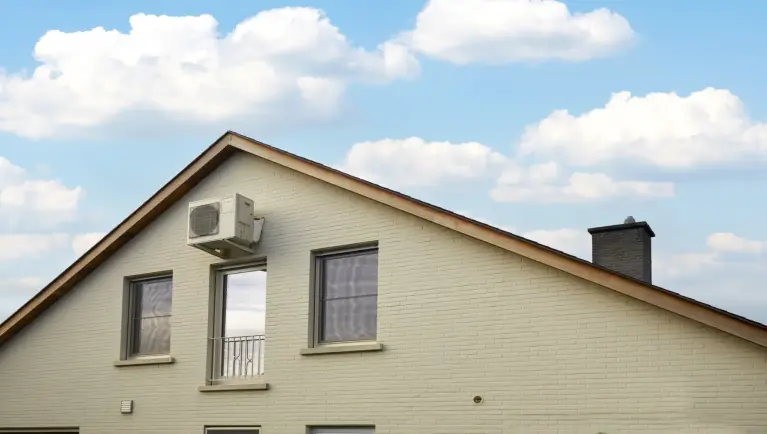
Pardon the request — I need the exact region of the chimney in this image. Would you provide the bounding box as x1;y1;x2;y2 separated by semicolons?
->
587;216;655;284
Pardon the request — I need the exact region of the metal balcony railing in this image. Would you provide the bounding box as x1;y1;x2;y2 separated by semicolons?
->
210;335;265;382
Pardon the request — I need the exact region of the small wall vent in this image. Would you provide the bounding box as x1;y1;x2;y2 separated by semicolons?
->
120;399;134;414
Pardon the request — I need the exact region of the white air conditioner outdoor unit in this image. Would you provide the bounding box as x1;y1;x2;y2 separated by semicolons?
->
187;193;264;258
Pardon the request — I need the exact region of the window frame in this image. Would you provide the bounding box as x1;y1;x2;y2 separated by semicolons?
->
121;272;174;360
308;427;375;434
207;261;267;384
309;242;379;347
204;427;261;434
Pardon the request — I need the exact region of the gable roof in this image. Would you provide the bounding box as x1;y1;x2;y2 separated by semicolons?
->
2;131;767;349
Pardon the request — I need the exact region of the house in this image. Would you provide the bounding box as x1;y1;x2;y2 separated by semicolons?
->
1;131;766;434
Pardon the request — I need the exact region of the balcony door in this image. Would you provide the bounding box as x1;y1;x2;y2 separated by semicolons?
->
210;266;266;383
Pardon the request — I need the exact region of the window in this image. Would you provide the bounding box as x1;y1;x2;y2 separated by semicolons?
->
310;428;374;434
205;428;260;434
313;246;378;344
210;265;267;382
126;275;173;357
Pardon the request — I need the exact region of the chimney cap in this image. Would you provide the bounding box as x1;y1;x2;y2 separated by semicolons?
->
588;219;656;238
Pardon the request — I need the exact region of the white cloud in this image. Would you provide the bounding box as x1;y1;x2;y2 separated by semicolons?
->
490;161;674;203
0;233;70;261
518;87;767;168
706;232;764;254
0;9;419;139
0;157;83;227
654;252;767;324
655;252;720;280
0;277;46;322
652;231;767;323
338;136;672;202
71;232;107;256
489;87;767;203
454;210;590;259
340;137;506;187
522;228;590;259
657;232;767;282
398;0;635;65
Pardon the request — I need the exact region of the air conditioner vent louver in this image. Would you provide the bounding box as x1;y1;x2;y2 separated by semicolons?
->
189;203;220;238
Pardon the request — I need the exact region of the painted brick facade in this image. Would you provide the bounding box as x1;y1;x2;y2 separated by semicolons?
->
0;152;766;433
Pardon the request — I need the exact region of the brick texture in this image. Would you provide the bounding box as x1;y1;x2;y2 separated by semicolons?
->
0;152;766;433
590;225;653;283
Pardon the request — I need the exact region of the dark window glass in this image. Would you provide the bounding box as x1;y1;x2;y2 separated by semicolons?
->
131;277;173;355
319;250;378;342
310;429;375;434
206;429;260;434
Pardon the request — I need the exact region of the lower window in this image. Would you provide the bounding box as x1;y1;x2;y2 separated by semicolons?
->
205;428;260;434
0;430;79;433
310;429;374;434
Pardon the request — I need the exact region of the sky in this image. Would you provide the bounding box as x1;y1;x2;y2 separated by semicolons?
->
1;0;767;324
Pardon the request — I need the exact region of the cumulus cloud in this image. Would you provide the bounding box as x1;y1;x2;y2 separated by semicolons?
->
652;231;767;322
655;252;720;280
339;137;506;187
453;210;590;260
0;233;70;261
71;232;107;256
0;9;419;139
522;228;590;259
488;86;767;203
678;268;767;325
337;135;672;202
518;88;767;168
0;157;83;227
0;277;46;321
657;233;767;282
706;232;764;254
490;161;674;203
655;251;767;324
398;0;635;64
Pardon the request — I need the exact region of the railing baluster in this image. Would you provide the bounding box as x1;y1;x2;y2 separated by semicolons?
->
256;337;262;376
247;337;252;377
239;337;244;377
210;335;264;382
225;337;230;378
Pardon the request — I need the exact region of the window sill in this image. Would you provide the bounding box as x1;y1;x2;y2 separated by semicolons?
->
198;382;270;392
300;341;384;356
114;355;175;367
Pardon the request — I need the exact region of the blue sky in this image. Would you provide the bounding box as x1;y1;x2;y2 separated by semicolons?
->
1;0;767;322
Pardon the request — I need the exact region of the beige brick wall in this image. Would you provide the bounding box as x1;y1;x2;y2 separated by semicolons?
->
1;151;766;434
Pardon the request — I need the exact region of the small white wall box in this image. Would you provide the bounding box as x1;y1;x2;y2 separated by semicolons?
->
120;399;134;414
187;193;264;258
